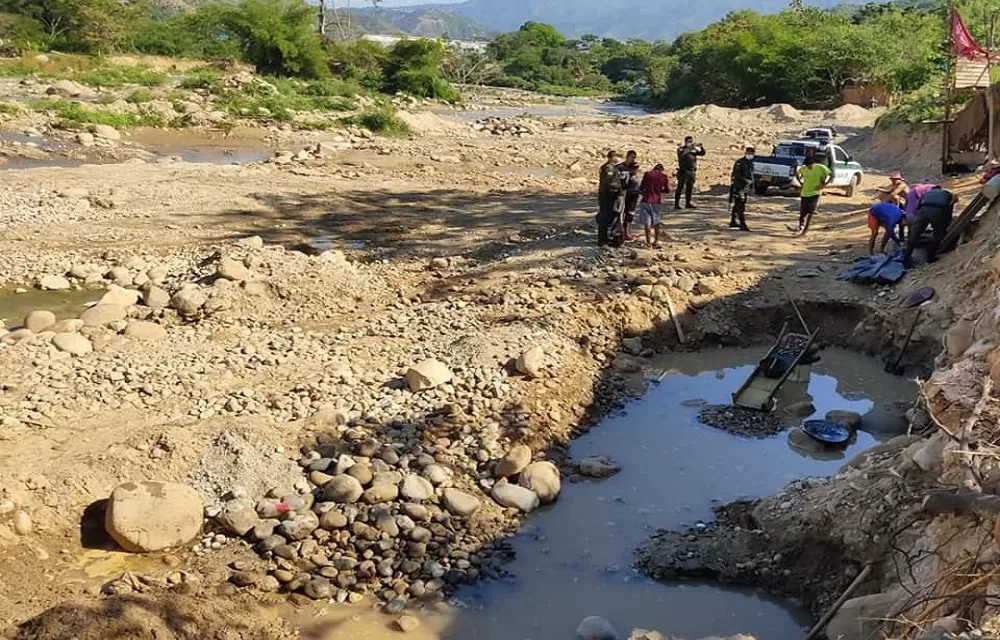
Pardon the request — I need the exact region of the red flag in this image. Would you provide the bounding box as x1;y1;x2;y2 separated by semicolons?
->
951;8;990;61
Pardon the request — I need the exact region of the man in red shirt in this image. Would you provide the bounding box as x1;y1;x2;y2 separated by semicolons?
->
639;163;670;247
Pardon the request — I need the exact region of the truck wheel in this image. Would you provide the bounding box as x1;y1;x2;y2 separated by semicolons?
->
844;174;859;197
754;184;768;196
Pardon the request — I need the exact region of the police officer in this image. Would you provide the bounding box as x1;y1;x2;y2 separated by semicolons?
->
597;150;624;245
729;146;755;231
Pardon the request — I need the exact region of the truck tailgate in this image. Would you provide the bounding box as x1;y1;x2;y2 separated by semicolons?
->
755;161;794;177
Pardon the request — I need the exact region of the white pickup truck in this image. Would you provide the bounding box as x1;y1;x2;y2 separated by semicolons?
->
753;140;864;197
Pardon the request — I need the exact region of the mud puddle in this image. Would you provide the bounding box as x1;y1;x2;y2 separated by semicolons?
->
0;288;101;327
439;347;915;639
128;128;274;165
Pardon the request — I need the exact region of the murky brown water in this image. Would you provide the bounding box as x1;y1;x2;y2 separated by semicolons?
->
436;347;914;640
0;288;101;327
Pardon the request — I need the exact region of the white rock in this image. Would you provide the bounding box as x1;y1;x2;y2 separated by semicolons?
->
491;480;539;513
100;285;140;307
400;475;434;502
217;257;250;282
495;444;532;478
442;489;480;517
405;359;453;392
12;511;32;536
52;333;93;356
518;461;561;504
105;481;204;553
143;286;170;309
125;321;167;341
23;310;56;333
92;124;122;141
516;345;544;377
81;304;127;327
170;287;207;316
38;275;71;291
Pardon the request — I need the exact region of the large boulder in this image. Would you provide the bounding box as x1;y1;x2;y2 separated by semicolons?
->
405;359;453;392
495;444;532;478
38;275;71;291
826;410;863;431
491;481;539;513
170;287;207;317
104;481;203;553
81;304;127;327
518;461;561;503
52;333;93;356
100;285;140;308
23;310;56;333
143;286;171;309
323;475;364;503
92;124;121;141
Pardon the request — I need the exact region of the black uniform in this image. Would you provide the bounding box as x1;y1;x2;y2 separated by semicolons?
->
904;187;954;263
597;161;624;245
675;143;706;208
729;156;754;230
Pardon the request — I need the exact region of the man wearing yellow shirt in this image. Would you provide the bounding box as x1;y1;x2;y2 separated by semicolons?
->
792;153;833;235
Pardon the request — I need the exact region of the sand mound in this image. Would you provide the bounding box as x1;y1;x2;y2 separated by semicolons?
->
824;104;875;123
765;103;802;123
395;110;462;136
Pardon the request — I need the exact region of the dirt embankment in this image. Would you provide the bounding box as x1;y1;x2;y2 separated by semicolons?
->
637;192;1000;640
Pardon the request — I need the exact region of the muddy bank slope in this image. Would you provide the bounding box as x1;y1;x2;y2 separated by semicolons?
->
638;194;1000;639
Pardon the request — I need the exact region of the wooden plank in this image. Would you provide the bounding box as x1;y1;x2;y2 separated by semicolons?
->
940;192;989;252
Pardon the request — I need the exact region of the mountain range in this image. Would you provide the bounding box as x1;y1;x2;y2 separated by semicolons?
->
376;0;877;40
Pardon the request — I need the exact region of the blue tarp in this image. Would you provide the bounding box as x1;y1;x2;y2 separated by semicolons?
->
836;252;907;285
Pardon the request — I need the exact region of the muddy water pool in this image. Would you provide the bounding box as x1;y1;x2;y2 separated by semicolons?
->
437;347;916;639
0;288;101;328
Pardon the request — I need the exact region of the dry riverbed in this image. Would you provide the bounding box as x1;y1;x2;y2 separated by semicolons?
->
1;78;993;640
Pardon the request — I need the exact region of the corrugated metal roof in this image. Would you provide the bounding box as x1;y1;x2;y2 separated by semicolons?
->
955;58;991;89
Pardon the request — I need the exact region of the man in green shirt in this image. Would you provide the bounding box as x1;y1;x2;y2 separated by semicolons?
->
792;153;832;235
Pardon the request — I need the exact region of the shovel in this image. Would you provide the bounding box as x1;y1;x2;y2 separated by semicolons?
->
884;308;921;376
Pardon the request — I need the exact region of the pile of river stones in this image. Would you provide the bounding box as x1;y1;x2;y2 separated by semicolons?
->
470;117;540;137
213;435;560;605
697;405;784;438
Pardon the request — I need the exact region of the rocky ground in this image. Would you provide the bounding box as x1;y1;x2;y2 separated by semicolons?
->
0;66;991;639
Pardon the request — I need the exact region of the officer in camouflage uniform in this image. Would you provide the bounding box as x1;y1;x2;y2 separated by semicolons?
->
597;150;624;245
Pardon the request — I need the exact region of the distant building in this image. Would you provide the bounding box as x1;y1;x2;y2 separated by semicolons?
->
359;34;489;52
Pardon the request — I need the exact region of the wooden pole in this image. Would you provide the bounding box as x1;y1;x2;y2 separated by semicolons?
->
943;4;956;175
988;12;997;163
802;564;873;640
662;289;685;344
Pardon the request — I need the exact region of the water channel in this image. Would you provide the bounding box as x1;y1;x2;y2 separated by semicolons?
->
437;347;915;640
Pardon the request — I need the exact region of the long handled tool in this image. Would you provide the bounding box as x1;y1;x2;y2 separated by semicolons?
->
884;308;921;376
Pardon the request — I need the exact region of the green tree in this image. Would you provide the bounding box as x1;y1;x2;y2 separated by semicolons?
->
382;38;459;101
0;12;47;49
225;0;329;78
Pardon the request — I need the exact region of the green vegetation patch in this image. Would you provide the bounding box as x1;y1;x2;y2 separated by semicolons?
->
340;106;410;137
29;99;166;129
